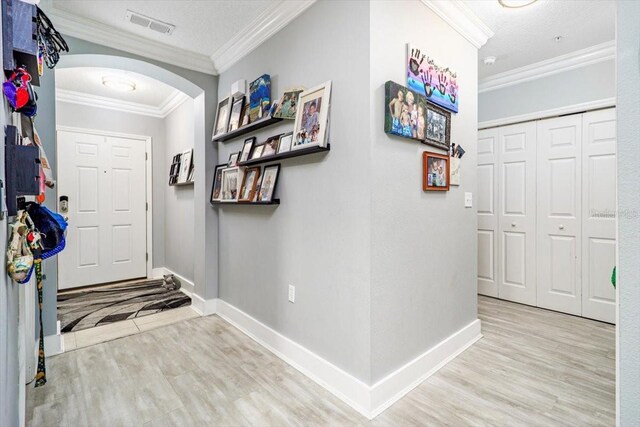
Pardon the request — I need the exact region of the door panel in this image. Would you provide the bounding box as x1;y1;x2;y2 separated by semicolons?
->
58;131;147;289
537;115;582;315
477;128;499;297
498;122;537;305
582;108;616;323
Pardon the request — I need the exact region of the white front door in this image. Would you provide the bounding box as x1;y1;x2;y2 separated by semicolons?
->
581;108;617;323
536;115;583;315
477;128;499;297
498;122;537;306
57;130;147;289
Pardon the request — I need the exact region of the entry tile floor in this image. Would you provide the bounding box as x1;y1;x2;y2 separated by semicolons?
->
28;296;615;426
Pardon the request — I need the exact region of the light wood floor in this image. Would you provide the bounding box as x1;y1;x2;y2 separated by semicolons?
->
27;296;615;426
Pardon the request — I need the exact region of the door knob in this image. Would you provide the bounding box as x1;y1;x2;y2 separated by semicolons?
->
559;224;565;230
511;223;516;227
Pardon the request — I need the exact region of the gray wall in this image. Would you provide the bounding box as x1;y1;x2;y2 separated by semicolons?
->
164;99;195;282
216;0;373;383
617;2;640;424
0;28;20;427
37;36;218;337
369;0;479;382
478;59;615;123
55;101;168;269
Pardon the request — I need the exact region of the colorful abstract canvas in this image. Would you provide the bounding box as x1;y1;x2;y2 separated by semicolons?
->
407;45;459;114
249;74;271;122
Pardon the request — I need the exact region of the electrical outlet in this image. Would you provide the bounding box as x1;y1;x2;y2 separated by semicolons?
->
464;192;473;208
288;285;295;303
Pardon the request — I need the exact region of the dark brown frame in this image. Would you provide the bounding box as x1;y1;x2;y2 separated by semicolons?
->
423;100;451;151
422;151;450;191
239;167;261;202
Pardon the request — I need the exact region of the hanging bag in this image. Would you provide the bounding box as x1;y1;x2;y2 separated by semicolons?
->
6;211;34;283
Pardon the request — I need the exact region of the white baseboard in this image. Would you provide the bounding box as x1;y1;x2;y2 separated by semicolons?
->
215;299;482;419
44;333;63;357
190;294;218;316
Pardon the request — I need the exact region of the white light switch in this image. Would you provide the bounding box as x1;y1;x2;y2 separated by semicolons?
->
464;192;473;208
288;285;296;303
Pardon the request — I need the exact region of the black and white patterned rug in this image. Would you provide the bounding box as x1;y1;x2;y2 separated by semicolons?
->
58;279;191;333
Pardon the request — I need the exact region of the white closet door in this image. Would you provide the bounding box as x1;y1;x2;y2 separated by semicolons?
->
498;122;537;305
536;115;583;315
477;128;499;297
581;108;617;323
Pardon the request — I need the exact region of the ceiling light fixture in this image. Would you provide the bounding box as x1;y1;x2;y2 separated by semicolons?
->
498;0;537;8
102;76;136;92
483;56;497;65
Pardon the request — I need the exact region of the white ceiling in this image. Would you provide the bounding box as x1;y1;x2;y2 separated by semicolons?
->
50;0;272;59
463;0;616;79
56;67;176;107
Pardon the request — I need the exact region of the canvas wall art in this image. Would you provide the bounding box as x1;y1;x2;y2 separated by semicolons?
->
384;80;428;142
407;45;459;114
249;74;271;122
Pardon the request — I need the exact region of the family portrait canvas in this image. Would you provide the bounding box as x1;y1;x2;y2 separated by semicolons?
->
385;80;427;142
274;88;304;119
407;44;459;114
422;151;450;191
292;81;331;150
249;74;271;122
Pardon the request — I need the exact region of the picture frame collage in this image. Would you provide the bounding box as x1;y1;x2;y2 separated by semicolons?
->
211;162;281;204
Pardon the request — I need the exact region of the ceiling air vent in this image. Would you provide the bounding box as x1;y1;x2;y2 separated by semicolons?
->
125;10;175;35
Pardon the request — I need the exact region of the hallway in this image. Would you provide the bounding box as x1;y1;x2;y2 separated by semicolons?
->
27;296;615;426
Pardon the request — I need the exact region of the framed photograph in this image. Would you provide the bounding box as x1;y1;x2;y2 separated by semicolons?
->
228;152;240;167
213;96;231;137
273;88;304;119
292;81;332;151
240;137;255;163
257;164;280;202
422;151;450;191
221;167;241;201
424;101;451;151
277;132;293;154
240;104;251;127
228;97;245;132
407;44;459;113
384;80;428;143
210;163;227;202
178;149;193;183
239;167;261;202
262;135;280;157
250;144;264;160
249;74;271;122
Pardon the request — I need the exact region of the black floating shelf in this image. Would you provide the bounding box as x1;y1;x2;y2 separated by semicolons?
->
210;199;280;206
239;144;330;167
212;116;284;143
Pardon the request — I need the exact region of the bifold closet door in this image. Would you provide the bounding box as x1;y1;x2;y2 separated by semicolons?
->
497;122;537;306
536;115;583;316
581;108;617;323
477;128;499;297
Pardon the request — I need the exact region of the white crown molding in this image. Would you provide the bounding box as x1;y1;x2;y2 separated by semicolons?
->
44;5;216;75
421;0;494;49
479;41;616;93
210;0;316;74
478;97;616;129
56;88;189;118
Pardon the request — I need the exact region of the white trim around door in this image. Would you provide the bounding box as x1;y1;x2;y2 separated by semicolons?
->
56;125;154;281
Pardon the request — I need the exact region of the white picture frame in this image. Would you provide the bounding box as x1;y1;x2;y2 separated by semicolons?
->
220;167;242;202
291;81;331;151
178;149;193;183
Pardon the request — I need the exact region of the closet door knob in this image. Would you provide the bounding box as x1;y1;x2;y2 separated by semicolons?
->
559;224;565;230
511;223;516;227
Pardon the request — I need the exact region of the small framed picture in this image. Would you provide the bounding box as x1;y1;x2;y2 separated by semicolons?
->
273;88;304;120
423;151;450;191
277;132;293;154
213;96;231;137
228;152;240;167
210;163;227;202
240;137;255;163
240;104;251;127
424;101;451;151
257;164;280;202
250;144;264;160
262;135;280;157
221;167;241;201
228;97;245;132
292;81;332;151
239;167;261;202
